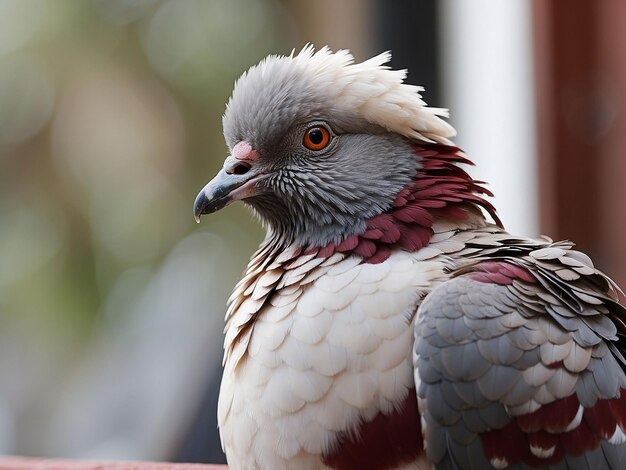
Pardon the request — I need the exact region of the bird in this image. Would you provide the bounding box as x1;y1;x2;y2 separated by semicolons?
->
193;45;626;469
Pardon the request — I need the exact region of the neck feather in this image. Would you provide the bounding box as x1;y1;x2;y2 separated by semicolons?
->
301;144;502;264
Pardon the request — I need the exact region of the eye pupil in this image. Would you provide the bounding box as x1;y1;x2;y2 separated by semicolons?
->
308;128;323;145
303;125;330;151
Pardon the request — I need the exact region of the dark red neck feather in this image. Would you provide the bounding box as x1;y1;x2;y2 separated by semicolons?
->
310;144;502;264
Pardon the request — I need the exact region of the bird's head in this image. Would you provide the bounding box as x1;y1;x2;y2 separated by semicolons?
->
194;46;469;251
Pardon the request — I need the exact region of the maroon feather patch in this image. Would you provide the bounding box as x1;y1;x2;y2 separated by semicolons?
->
322;387;423;469
480;389;626;467
469;261;535;285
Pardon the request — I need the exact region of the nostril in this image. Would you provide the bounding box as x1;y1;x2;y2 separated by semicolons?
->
234;163;250;175
227;162;251;175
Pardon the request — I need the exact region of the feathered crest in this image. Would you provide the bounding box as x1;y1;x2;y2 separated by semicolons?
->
241;44;456;144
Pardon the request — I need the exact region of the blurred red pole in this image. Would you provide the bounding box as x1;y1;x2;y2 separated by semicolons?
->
533;0;626;288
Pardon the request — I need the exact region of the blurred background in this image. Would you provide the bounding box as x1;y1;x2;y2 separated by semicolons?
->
0;0;624;465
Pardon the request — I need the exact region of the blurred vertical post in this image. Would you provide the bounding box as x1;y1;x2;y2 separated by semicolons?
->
371;0;440;105
439;0;538;238
533;0;626;287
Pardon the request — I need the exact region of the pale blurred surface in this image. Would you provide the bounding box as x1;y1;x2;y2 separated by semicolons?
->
0;456;225;469
0;457;223;470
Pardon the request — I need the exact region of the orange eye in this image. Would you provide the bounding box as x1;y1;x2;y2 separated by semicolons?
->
303;126;331;151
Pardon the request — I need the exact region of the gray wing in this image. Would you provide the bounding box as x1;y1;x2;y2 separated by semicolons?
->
414;248;626;469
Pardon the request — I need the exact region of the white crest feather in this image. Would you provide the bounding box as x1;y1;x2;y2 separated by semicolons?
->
257;44;456;144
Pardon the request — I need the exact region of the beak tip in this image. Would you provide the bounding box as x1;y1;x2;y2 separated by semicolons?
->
193;191;209;223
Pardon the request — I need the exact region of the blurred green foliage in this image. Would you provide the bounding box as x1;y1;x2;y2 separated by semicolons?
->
0;0;299;458
0;0;286;341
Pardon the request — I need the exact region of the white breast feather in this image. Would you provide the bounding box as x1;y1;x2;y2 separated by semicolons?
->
218;250;448;469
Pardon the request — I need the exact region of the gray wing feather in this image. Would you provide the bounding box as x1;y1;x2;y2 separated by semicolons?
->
414;252;626;470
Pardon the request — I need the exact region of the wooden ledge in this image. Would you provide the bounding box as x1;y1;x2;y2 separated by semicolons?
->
0;457;227;470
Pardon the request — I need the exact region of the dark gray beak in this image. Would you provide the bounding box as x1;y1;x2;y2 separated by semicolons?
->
193;155;264;222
